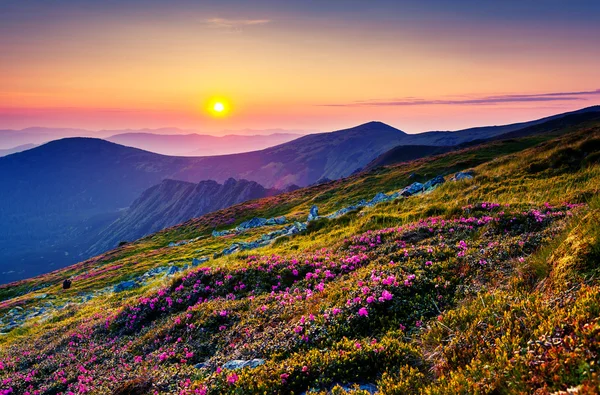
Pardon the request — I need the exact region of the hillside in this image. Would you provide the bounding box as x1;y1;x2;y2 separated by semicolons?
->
0;116;599;394
88;178;283;254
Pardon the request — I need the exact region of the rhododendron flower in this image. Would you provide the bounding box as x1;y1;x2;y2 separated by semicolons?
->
380;290;393;301
227;373;238;384
358;307;368;317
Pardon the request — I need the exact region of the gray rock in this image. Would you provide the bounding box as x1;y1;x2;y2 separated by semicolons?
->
423;175;445;191
237;217;267;230
194;362;209;369
143;266;168;278
166;266;180;276
452;170;474;181
222;244;240;256
223;359;265;370
307;205;319;221
192;257;209;266
113;280;139;293
400;182;424;197
366;192;392;207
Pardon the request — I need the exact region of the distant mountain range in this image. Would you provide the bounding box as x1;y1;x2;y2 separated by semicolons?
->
0;127;308;156
0;143;37;157
1;105;599;282
106;132;302;156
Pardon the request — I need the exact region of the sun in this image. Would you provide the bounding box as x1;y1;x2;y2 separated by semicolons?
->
207;98;230;117
213;102;225;112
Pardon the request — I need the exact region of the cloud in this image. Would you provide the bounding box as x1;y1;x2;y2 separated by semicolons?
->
205;18;271;29
320;89;600;107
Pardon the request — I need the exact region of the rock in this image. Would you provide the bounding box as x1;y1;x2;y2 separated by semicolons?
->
166;266;180;276
265;216;286;225
143;266;168;278
113;280;139;293
400;182;424;197
452;170;474;181
194;362;209;369
212;229;232;237
34;293;47;299
237;217;267;230
222;244;240;256
307;205;319;221
423;175;445;191
223;359;265;370
192;257;209;267
366;192;391;207
168;242;176;247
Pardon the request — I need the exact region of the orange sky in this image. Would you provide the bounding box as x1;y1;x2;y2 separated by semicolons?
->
1;1;599;134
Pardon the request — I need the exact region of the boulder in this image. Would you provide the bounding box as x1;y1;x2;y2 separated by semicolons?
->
400;182;424;197
237;217;267;230
222;244;240;256
265;216;287;225
166;266;180;276
423;175;445;191
192;257;209;267
367;192;391;207
194;362;209;369
113;280;139;293
212;229;231;237
307;205;319;221
223;359;265;370
452;170;474;181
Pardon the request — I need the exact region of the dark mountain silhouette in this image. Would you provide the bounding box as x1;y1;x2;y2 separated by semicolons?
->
88;178;282;254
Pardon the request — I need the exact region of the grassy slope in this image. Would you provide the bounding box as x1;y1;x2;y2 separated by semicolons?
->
0;121;599;394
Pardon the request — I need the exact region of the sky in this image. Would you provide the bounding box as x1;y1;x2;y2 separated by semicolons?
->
1;0;599;134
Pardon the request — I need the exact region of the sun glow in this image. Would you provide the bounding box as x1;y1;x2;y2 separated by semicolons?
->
213;102;225;112
207;98;230;117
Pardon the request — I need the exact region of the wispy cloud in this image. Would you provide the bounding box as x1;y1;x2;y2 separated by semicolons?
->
205;18;271;29
320;89;600;107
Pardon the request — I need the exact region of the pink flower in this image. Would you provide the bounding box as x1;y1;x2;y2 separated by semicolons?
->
280;373;290;383
380;290;393;301
227;373;239;385
358;307;369;317
219;310;228;317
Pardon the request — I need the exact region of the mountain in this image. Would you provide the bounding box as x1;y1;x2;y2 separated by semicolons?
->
2;108;599;282
0;143;37;157
1;117;599;394
106;132;302;156
0;121;408;281
89;178;282;253
405;104;600;146
364;108;600;171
